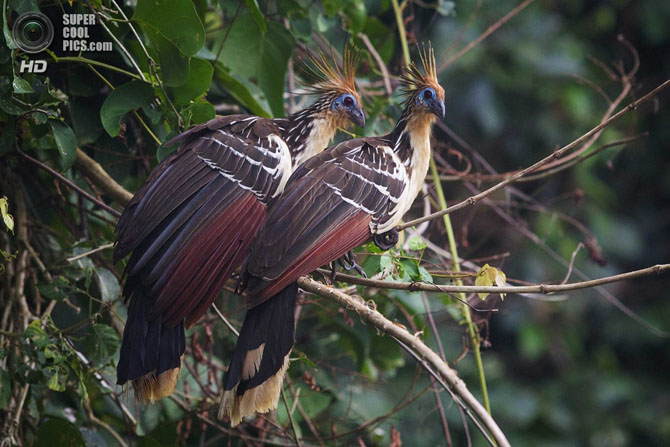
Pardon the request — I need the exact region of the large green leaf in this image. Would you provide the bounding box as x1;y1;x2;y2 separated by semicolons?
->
133;0;205;56
217;13;295;117
48;120;77;170
168;57;213;106
85;324;121;364
212;61;271;117
143;28;191;87
244;0;267;32
100;80;155;137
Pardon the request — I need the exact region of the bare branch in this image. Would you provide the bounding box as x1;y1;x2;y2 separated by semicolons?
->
321;264;670;296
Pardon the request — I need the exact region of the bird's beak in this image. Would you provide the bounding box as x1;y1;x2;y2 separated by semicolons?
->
347;107;366;128
429;99;445;119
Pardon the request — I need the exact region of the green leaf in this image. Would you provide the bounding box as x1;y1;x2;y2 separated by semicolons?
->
244;0;267;32
0;197;13;233
45;366;67;391
13;76;33;94
95;268;120;302
100;80;155;137
39;275;71;301
183;101;215;126
25;319;49;348
217;13;295;116
48;120;77;170
213;61;271;117
144;29;191;87
133;0;205;56
85;324;121;364
343;0;367;34
35;419;85;447
168;57;213;106
2;0;16;50
408;235;427;251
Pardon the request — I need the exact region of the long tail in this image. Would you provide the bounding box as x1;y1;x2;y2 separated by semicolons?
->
117;284;186;403
220;283;298;426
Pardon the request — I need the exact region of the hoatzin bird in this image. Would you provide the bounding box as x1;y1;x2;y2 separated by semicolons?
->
114;49;364;402
221;47;445;425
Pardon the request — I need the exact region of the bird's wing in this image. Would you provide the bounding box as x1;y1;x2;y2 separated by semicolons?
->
244;136;407;307
115;115;292;327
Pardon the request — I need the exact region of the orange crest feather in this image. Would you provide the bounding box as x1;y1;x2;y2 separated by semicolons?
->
299;45;360;101
400;43;444;101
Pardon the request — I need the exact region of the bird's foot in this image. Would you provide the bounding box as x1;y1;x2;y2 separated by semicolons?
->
373;229;399;251
337;251;367;278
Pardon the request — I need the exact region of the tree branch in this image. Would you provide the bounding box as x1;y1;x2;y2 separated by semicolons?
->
318;264;670;296
296;276;511;447
399;78;670;230
75;149;133;206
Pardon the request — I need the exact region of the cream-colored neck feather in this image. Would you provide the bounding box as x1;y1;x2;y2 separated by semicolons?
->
292;110;346;168
404;110;435;214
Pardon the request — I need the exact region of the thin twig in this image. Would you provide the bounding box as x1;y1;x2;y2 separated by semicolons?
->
438;0;536;72
561;243;583;285
18;150;122;218
359;33;393;95
66;243;115;263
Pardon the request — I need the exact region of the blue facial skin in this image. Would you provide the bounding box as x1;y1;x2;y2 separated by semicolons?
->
416;87;445;119
332;94;365;128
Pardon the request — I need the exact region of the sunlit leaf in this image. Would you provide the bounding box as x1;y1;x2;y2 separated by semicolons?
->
0;197;13;233
475;264;507;300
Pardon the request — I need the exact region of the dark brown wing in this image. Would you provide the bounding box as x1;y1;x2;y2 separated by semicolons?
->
244;136;408;307
115;115;292;327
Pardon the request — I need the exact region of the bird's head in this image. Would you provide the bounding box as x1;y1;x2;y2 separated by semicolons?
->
401;44;445;121
301;46;365;129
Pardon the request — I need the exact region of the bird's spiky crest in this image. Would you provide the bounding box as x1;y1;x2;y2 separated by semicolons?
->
400;43;444;101
299;46;360;100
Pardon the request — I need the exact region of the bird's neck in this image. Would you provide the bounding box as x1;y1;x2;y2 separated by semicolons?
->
391;106;436;206
282;96;342;168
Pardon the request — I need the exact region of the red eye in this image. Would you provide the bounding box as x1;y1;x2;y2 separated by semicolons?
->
343;96;354;106
423;89;433;100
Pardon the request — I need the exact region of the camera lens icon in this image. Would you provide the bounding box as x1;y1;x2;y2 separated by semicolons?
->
12;12;54;54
